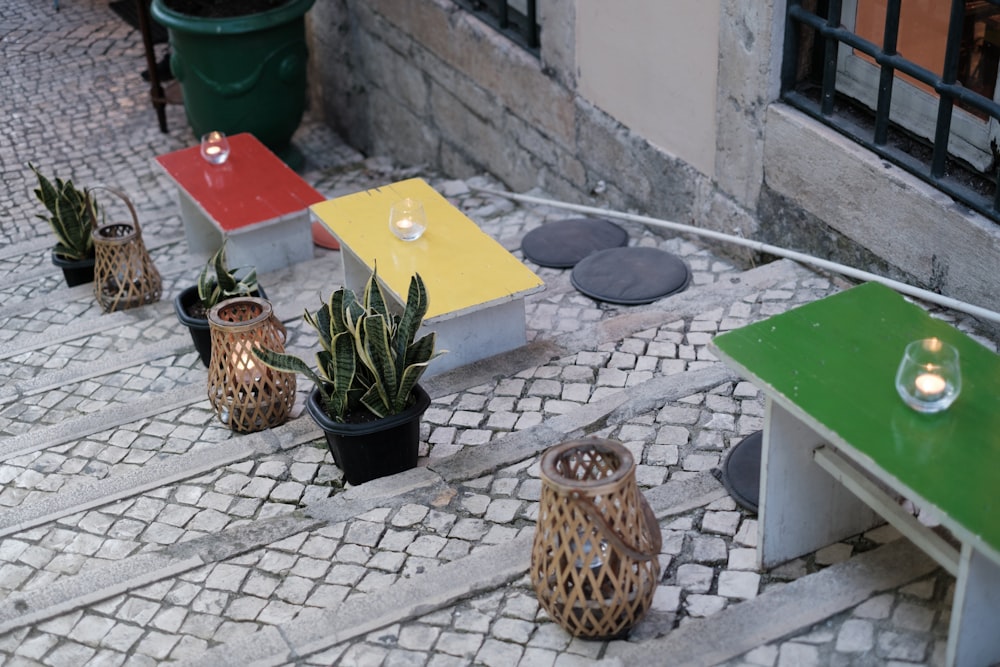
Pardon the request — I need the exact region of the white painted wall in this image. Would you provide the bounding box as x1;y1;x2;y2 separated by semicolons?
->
575;1;721;176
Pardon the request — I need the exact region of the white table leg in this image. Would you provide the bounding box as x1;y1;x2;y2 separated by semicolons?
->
947;544;1000;667
225;211;313;275
340;244;375;295
421;298;527;377
758;399;882;569
177;190;222;260
338;244;529;377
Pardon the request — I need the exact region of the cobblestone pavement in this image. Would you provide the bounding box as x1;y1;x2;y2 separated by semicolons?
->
2;0;999;665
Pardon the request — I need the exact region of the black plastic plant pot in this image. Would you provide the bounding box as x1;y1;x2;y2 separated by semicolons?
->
306;384;431;486
174;284;267;367
51;249;95;287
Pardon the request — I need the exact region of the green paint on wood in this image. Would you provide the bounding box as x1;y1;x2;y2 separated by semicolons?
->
711;282;1000;558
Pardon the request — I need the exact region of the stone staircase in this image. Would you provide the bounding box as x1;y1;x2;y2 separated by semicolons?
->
4;0;980;661
0;181;966;664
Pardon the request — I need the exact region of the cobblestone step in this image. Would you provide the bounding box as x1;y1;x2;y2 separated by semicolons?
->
0;357;735;629
0;273;339;409
11;2;974;662
426;257;817;401
4;234;188;292
0;243;200;321
0;335;199;407
0;237;51;262
0;462;726;666
188;472;727;667
0;249;789;514
0;419;306;540
0;386;204;464
6;152;906;665
0;311;149;361
0;237;962;666
607;537;940;667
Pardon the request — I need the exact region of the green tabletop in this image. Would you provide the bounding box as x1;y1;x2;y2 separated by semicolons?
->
710;281;1000;560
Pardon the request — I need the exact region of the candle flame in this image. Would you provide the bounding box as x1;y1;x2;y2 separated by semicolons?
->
914;372;946;397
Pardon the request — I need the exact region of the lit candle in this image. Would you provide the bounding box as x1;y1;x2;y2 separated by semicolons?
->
200;131;231;165
914;372;946;400
233;349;262;384
388;199;427;240
236;351;255;371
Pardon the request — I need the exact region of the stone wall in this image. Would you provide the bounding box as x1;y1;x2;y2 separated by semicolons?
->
763;105;1000;315
307;0;706;229
306;0;1000;315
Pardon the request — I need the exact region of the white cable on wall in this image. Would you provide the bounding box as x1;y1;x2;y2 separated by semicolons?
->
470;186;1000;325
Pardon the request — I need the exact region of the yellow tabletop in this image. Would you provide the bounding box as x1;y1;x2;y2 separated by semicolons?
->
311;178;544;321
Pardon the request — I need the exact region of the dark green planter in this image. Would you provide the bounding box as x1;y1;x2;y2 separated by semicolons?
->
150;0;316;168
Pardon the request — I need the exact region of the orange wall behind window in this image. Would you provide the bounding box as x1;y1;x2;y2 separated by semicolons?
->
855;0;950;95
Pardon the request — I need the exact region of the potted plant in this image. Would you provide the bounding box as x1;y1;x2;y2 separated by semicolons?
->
254;268;443;485
149;0;316;168
30;163;101;287
174;242;265;367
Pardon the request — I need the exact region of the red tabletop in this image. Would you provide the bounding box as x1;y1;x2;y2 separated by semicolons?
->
154;133;325;232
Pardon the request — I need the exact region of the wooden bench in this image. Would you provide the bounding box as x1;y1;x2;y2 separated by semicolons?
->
710;282;1000;667
310;178;545;377
155;132;329;274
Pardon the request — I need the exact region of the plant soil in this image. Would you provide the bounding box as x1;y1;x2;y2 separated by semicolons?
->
162;0;291;18
343;409;380;425
185;301;209;320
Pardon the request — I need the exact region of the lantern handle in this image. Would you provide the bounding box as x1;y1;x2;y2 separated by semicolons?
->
571;490;662;562
268;313;286;343
87;185;144;239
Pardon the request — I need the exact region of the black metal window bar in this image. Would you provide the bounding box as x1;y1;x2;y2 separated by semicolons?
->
783;0;1000;222
453;0;539;54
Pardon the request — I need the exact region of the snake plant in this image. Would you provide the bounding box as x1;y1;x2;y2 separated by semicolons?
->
197;242;259;311
30;163;99;261
254;268;443;422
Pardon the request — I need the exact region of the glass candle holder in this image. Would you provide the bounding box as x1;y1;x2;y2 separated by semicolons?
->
200;131;231;165
894;337;962;414
388;198;427;241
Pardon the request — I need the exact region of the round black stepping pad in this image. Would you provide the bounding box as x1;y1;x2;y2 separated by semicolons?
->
720;430;762;513
520;218;628;268
570;246;691;305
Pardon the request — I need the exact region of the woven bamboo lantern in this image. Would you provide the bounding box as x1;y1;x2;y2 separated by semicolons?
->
531;438;662;639
90;187;162;312
207;297;295;433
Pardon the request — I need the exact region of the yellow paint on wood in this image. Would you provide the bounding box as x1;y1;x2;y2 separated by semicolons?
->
311;178;544;320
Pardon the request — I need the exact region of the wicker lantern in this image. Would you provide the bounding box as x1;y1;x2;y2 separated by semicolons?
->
91;187;162;312
207;297;295;433
531;438;662;639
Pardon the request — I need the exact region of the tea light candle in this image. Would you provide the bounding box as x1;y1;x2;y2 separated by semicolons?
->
200;131;231;165
235;350;259;382
389;198;427;241
914;372;946;400
894;338;962;414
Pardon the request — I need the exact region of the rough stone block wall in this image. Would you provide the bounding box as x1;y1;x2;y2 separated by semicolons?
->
305;0;1000;316
306;0;709;234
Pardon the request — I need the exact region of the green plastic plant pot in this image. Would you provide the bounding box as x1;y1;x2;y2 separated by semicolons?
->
150;0;316;168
